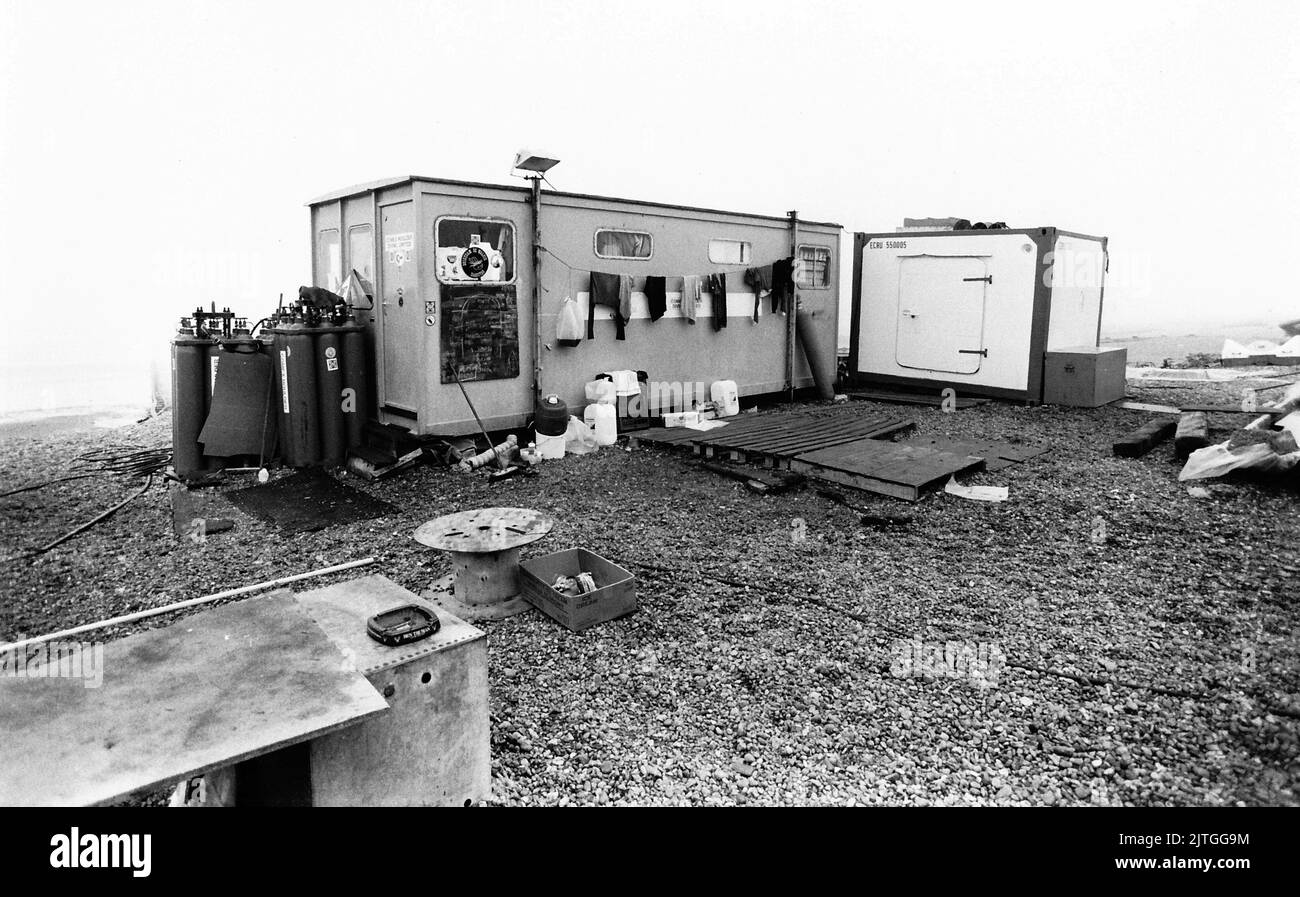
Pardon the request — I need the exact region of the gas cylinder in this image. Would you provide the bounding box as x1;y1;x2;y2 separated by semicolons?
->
171;317;209;481
337;306;370;450
215;319;272;467
315;313;347;468
268;312;322;467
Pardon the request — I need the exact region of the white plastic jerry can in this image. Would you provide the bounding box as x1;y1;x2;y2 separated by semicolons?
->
711;379;740;417
584;403;617;446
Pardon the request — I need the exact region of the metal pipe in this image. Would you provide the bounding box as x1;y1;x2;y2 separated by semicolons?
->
531;176;544;402
786;210;800;400
0;557;377;654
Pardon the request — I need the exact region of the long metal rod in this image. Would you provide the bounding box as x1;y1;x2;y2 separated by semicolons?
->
531;175;544;403
450;365;504;467
0;557;376;654
786;210;800;400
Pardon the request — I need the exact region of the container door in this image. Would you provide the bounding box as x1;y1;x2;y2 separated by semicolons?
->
895;256;988;375
379;201;420;415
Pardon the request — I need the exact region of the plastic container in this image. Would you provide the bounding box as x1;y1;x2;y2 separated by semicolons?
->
710;380;740;417
535;394;569;436
584;403;617;446
536;432;565;459
584;379;616;404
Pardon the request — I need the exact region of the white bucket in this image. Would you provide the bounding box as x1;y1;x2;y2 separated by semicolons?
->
535;431;565;459
711;379;740;417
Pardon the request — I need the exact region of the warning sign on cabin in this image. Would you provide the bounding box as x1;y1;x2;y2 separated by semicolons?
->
384;232;414;267
439;285;520;384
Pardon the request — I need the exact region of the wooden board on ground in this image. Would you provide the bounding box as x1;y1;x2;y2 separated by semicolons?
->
1113;418;1177;458
845;388;989;408
903;436;1048;471
691;411;914;465
0;591;387;806
790;439;985;501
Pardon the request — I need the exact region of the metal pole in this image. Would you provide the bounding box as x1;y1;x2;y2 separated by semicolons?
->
786;210;800;401
531;176;543;402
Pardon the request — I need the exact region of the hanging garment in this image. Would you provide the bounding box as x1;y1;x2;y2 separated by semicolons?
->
589;272;631;340
644;275;667;321
557;295;583;347
744;265;772;323
707;273;728;331
681;275;700;324
771;257;796;315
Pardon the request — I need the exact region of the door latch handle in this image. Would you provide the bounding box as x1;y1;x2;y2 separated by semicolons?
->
962;275;993;284
957;348;989;357
901;309;918;318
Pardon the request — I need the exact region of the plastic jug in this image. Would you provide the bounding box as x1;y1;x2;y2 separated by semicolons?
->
584;403;617;446
711;380;740;417
584;379;617;404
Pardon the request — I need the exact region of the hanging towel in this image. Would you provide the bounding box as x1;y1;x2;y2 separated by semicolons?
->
602;369;641;397
556;295;583;347
589;272;631;340
707;273;728;331
644;275;667;321
681;275;700;325
771;257;796;315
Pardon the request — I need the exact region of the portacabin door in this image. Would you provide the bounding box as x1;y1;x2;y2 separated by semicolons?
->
895;255;989;375
379;201;420;416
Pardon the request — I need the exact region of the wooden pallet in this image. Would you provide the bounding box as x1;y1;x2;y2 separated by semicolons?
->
790;439;986;502
902;437;1049;471
689;411;915;467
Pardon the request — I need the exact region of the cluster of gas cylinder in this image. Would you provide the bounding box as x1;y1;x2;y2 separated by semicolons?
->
170;293;370;480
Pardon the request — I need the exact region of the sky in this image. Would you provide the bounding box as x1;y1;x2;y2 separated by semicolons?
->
1;0;1298;410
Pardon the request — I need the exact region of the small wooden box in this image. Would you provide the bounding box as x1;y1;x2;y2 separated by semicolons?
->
519;548;637;632
1043;346;1127;407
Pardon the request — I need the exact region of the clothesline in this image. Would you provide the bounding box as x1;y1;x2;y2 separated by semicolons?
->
537;244;793;282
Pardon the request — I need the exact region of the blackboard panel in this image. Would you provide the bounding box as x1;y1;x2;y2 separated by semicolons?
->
440;284;520;383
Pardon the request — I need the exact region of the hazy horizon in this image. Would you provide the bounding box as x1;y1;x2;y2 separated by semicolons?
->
2;0;1297;413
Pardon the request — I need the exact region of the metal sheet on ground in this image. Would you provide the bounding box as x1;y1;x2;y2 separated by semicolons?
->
225;471;397;534
0;591;388;806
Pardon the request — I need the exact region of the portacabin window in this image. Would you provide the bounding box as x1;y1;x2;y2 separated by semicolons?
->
595;229;653;260
435;217;516;284
317;228;341;293
347;224;375;297
797;244;831;288
708;238;751;265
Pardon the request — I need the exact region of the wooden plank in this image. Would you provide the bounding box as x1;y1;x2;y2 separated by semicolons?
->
795;439;984;489
1174;412;1210;459
788;460;922;501
1112;417;1177;457
718;416;909;453
0;591;387;806
846;389;988;408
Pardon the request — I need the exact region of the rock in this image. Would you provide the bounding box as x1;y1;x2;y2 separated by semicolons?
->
731;760;754;777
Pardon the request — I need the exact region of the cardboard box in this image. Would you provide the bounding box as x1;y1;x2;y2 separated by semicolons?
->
1043;346;1127;407
519;548;637;632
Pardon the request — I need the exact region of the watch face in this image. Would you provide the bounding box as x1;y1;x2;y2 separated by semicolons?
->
460;246;490;279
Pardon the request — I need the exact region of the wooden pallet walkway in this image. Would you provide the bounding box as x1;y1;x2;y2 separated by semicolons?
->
628;409;914;466
790;439;986;502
